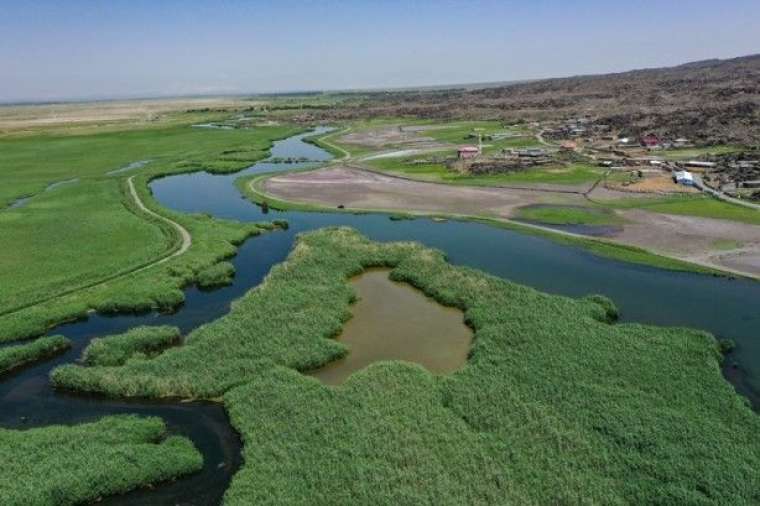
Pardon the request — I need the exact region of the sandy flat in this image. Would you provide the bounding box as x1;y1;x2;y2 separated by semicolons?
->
264;166;585;217
263;166;760;278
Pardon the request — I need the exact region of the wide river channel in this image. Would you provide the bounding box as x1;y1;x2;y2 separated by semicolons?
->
2;128;760;505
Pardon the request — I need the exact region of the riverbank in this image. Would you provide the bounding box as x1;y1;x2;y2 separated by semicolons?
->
242;168;751;279
0;121;301;342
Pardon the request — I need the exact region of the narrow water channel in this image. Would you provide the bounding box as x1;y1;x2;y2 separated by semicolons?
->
3;127;760;505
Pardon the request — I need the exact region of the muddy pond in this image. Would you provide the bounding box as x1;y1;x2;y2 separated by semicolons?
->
310;269;472;385
4;127;760;505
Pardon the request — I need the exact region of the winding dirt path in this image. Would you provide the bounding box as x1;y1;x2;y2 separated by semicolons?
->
0;176;191;318
126;175;191;269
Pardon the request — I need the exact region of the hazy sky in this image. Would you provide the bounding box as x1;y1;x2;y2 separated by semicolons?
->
2;0;759;102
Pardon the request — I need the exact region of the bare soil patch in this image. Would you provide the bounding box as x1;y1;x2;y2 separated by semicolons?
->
615;209;760;274
605;174;699;194
338;125;448;151
263;166;760;277
264;166;584;217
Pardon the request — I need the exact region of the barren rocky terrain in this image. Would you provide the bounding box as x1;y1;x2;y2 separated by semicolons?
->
311;55;760;145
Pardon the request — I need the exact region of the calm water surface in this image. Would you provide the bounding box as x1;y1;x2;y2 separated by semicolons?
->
3;127;760;505
309;269;473;385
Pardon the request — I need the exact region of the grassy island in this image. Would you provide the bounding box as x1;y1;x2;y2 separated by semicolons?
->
0;415;202;505
50;228;760;504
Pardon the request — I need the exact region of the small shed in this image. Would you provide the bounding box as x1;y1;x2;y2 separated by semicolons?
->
458;146;480;160
560;141;577;151
673;170;694;186
685;160;717;169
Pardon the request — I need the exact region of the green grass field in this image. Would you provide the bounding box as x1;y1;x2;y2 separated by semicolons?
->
0;415;202;505
662;145;742;160
0;179;169;311
601;194;760;225
366;155;604;186
51;228;760;504
0;117;298;341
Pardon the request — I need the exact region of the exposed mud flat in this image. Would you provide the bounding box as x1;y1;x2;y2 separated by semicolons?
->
264;166;584;217
614;210;760;275
263;166;760;277
338;125;448;151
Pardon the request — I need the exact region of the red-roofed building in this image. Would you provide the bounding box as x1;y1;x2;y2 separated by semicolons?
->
458;146;480;159
640;134;661;148
560;140;577;151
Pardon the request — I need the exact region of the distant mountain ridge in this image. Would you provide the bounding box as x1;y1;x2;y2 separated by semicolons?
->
324;54;760;144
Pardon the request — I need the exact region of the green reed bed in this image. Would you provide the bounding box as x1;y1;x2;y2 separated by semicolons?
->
0;415;202;506
82;326;181;367
50;227;760;504
0;335;70;375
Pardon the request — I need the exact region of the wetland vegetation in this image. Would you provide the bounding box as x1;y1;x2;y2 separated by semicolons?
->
0;335;70;375
50;228;760;504
2;106;759;505
0;117;298;342
0;415;202;505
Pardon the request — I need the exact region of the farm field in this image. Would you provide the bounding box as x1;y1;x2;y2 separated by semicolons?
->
50;228;760;504
661;144;743;160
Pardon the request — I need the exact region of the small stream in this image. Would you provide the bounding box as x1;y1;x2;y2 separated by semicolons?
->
3;127;760;505
5;177;79;210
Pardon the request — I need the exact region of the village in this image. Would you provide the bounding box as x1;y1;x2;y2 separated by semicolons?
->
451;116;760;202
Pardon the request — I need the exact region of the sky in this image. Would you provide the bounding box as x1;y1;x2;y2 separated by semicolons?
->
1;0;759;103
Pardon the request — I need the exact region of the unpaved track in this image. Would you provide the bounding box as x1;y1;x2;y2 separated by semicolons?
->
0;176;191;318
126;175;191;270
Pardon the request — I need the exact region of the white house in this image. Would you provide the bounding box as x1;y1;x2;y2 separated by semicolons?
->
674;170;695;186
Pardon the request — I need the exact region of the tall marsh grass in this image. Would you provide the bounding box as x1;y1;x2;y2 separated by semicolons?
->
51;228;760;504
0;415;202;505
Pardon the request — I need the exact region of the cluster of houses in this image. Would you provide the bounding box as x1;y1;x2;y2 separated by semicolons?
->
636;134;691;150
543;117;611;139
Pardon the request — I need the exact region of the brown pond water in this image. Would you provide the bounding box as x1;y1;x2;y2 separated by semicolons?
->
309;269;473;385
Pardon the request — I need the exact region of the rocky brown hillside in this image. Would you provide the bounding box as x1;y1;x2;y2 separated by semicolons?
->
315;54;760;145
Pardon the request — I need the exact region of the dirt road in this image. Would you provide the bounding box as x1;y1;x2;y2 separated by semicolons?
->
126;175;191;269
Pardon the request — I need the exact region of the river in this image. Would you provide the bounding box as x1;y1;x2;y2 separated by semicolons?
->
2;127;760;505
